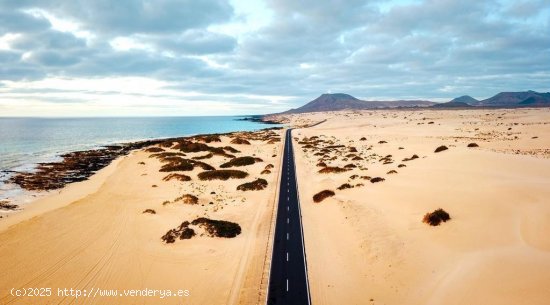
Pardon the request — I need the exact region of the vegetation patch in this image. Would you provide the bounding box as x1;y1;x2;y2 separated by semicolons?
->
191;217;242;238
220;156;258;168
145;147;165;153
387;170;398;174
198;170;249;181
397;164;406;168
402;154;419;161
173;194;199;205
316;162;327;167
192;153;213;160
467;143;479;147
230;138;251;145
237;178;268;191
261;169;271;174
313;190;335;203
159;158;194;172
318;166;349;174
337;183;354;190
422;208;451;226
370;177;385;183
162;173;192;182
223;146;240;153
434;145;448;153
142;209;156;214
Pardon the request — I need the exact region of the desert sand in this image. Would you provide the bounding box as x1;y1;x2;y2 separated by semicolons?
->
0;129;283;305
281;108;550;305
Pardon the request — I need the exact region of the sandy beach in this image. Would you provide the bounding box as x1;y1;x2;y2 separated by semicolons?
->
277;108;550;305
0;129;283;305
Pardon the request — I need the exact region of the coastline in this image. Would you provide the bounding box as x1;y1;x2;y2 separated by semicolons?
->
0;126;285;305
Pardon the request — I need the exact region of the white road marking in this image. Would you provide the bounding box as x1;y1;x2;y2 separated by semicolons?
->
286;279;289;292
287;218;289;224
287;206;289;211
287;252;289;261
287;233;289;240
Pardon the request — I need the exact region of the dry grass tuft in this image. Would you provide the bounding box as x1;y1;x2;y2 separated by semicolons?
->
237;178;268;191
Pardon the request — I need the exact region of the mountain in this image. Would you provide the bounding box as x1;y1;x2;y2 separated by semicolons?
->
475;90;550;106
432;101;473;108
280;93;435;114
449;95;478;104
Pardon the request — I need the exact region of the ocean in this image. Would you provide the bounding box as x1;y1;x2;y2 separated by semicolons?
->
0;116;279;201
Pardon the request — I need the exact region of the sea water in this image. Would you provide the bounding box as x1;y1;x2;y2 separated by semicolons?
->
0;116;279;201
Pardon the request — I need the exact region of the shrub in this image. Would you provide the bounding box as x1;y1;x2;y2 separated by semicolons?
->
352;156;364;161
397;164;406;168
162;173;192;182
160;159;194;172
237;178;268;191
467;143;479;148
313;190;335;203
195;135;221;143
198;170;249;181
223;146;240;153
370;177;385;183
191;217;242;238
349;147;358;152
180;227;196;239
318;167;349;174
344;163;357;168
337;183;354;190
387;170;398;174
173;194;199;205
230;138;251;145
174;141;211;153
142;209;156;214
434;145;448;153
145;147;165;153
192;153;213;160
360;137;367;141
316;162;327;167
261;169;271;174
422;208;451;226
220;156;257;168
265;164;274;169
378;140;387;144
402;154;419;161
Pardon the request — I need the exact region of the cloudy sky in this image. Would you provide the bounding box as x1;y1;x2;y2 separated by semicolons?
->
0;0;549;116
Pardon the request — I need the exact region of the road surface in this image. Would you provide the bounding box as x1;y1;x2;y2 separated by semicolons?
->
267;129;311;305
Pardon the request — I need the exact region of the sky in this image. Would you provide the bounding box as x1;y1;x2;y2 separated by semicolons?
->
0;0;549;116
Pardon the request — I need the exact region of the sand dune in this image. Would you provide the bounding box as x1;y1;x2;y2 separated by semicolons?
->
0;129;283;305
285;108;550;305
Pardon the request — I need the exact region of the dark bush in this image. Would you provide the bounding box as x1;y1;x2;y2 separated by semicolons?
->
173;194;199;205
337;183;354;190
198;170;249;181
402;154;419;161
261;169;271;174
223;146;240;153
191;217;242;238
313;190;335;203
387;170;397;174
160;159;194;172
360;137;367;141
397;164;406;168
180;227;196;239
378;140;387;144
237;178;268;191
422;208;451;226
265;164;274;169
220;156;257;168
370;177;385;183
192;153;213;160
145;147;165;153
316;162;327;167
434;145;448;153
344;163;357;168
142;209;156;214
230;138;251;145
467;143;479;148
318;167;349;174
162;173;192;181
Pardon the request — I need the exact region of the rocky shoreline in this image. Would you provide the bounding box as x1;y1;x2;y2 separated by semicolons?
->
6;137;186;191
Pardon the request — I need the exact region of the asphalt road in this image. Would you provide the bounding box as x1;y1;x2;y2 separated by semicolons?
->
267;129;311;305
